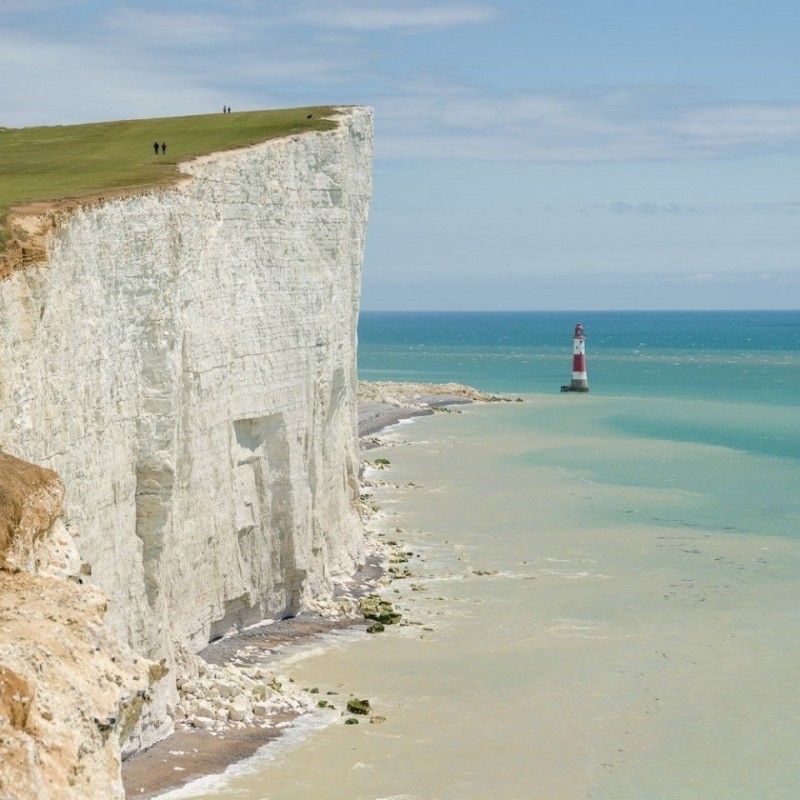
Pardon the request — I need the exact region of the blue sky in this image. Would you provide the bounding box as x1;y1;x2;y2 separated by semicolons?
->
3;1;800;310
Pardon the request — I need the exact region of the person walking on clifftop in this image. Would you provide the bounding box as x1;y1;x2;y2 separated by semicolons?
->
153;141;159;155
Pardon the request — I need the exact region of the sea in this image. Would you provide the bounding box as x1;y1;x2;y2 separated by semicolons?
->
162;310;800;800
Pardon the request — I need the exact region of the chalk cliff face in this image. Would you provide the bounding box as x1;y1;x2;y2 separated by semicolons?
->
0;107;372;748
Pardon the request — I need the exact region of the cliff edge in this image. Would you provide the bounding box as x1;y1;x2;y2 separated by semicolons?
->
0;106;373;752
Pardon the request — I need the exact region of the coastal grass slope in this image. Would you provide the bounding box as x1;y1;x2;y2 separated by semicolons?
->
0;106;337;254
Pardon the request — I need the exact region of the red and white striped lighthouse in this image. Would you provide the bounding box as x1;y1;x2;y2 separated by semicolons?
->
561;322;589;393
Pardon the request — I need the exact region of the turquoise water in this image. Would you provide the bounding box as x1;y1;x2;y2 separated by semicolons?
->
166;311;800;800
358;310;800;404
360;310;800;539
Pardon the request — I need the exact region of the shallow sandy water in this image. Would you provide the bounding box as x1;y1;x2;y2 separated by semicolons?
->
161;397;800;800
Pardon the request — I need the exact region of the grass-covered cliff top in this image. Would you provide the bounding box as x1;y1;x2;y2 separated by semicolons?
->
0;106;337;262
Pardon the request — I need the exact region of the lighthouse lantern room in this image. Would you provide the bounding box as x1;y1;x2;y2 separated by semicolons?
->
560;322;589;393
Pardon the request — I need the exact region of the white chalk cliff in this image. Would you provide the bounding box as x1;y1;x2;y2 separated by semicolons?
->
0;106;372;752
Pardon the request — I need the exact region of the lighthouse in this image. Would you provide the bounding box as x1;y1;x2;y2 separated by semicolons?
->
560;322;589;392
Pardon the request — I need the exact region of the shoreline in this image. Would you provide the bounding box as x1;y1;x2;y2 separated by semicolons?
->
121;614;368;799
122;589;380;798
122;381;508;799
357;380;513;441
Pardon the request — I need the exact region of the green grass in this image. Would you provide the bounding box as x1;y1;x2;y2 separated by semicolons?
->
0;106;337;251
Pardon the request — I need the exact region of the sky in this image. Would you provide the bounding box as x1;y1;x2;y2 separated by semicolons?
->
3;1;800;310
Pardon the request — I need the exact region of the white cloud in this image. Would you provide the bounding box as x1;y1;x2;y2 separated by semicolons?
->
0;34;218;126
100;8;243;47
601;202;700;216
374;82;800;162
670;272;717;283
0;4;373;125
665;270;800;285
670;104;800;147
97;6;375;91
748;202;800;215
6;1;800;167
290;1;498;31
0;0;83;12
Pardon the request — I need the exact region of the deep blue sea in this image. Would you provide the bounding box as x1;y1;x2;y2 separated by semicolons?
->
358;310;800;404
359;310;800;470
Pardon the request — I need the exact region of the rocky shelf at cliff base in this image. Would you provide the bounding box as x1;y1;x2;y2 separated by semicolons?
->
357;380;519;441
120;518;411;798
